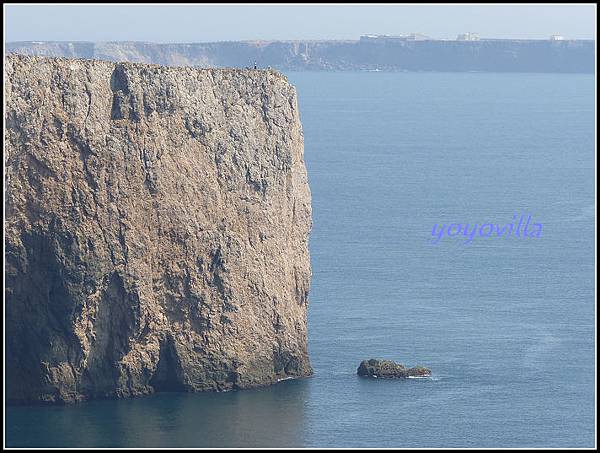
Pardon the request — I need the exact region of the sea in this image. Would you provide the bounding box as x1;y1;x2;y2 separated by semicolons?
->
5;71;596;448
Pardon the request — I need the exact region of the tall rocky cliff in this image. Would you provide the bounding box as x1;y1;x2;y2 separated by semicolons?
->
6;39;596;73
5;54;312;404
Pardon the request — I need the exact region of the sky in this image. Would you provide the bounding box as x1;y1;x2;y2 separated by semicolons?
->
4;4;597;43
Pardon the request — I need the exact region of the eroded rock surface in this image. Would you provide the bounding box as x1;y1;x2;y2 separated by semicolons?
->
5;54;312;404
357;359;431;378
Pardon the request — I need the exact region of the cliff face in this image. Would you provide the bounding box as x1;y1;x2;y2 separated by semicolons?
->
6;39;596;73
5;54;312;404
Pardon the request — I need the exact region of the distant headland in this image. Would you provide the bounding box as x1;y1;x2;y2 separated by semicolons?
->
6;36;595;73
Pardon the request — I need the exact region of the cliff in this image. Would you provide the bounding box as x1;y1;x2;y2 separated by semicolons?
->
5;54;312;404
6;39;595;73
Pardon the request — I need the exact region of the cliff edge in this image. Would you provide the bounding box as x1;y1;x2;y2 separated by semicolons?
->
5;54;312;404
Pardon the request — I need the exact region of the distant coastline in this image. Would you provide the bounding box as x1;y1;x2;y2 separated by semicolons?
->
6;38;595;73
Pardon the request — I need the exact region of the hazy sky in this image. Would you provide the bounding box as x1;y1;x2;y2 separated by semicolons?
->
4;4;597;42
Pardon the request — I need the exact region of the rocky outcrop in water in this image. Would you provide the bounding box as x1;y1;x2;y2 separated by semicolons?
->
357;359;431;378
5;54;312;404
6;39;595;73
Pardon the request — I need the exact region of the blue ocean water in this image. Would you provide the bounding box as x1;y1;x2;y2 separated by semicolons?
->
5;71;596;448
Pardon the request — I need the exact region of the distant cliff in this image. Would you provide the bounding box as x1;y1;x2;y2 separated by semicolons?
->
5;54;312;404
6;39;595;73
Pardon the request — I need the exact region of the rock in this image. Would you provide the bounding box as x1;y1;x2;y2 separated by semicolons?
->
5;54;312;404
406;365;432;377
357;359;431;378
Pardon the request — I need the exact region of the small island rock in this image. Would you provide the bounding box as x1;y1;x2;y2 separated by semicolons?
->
357;359;431;378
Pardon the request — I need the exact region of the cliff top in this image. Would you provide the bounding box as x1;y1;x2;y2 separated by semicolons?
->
4;53;291;83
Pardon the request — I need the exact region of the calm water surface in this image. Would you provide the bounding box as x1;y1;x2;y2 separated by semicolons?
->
6;71;596;448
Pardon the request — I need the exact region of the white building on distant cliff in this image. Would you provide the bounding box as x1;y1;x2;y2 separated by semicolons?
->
457;33;480;41
360;33;430;43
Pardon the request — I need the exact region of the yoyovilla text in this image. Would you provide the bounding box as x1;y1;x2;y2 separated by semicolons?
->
430;213;542;245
